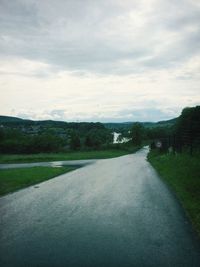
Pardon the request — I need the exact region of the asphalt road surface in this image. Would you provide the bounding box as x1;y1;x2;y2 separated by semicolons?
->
0;147;200;267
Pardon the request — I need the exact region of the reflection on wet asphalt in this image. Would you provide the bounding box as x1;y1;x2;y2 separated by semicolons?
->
0;147;200;267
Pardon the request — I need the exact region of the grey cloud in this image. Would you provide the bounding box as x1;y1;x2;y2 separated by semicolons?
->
49;109;67;120
116;108;178;122
141;28;200;69
154;0;200;30
0;0;200;74
0;69;54;78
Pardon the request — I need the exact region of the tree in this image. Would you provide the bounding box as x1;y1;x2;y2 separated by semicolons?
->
84;129;112;149
131;122;144;146
175;106;200;150
70;132;81;150
85;135;93;147
30;133;63;153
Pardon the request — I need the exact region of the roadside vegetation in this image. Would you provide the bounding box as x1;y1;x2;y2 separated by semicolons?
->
148;150;200;235
0;148;136;163
0;115;174;163
148;106;200;235
0;118;143;163
0;166;77;196
0;122;112;154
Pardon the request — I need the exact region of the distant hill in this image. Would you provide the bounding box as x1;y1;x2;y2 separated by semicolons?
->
0;115;177;130
103;122;133;130
143;118;177;128
157;118;177;125
104;118;177;130
0;115;25;123
0;115;105;132
0;116;72;128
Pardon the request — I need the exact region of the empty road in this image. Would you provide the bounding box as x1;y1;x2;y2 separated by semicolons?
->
0;147;200;267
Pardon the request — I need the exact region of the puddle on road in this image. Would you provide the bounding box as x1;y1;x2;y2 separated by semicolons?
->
51;162;63;168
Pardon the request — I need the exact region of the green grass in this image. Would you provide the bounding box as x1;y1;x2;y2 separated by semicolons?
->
0;166;77;196
148;150;200;235
0;149;137;164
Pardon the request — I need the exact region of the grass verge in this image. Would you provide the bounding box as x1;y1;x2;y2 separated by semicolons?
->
0;148;139;164
0;166;77;196
148;150;200;235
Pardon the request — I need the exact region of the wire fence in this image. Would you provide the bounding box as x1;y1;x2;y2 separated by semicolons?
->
151;129;200;155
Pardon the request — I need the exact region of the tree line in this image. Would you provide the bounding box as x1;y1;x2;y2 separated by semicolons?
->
149;106;200;154
0;105;199;154
0;123;113;154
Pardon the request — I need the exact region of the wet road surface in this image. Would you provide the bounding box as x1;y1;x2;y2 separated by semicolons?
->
0;147;200;267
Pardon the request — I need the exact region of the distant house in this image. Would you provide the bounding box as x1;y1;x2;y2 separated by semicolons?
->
21;126;40;135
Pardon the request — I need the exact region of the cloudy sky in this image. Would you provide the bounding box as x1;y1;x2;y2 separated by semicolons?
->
0;0;200;122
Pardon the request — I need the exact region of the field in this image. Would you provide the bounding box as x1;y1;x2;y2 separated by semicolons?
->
0;148;139;164
0;166;77;196
148;150;200;235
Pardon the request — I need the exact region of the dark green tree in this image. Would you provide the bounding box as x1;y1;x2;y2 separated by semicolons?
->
70;132;81;150
131;122;144;146
85;135;93;147
175;106;200;150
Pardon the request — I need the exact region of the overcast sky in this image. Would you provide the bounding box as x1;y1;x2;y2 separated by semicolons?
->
0;0;200;122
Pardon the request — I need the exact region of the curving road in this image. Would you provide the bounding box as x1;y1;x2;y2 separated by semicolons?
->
0;147;200;267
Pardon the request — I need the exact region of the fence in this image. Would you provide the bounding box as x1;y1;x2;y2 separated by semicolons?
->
151;129;200;155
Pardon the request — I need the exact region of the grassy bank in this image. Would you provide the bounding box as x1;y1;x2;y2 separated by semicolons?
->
0;166;77;196
148;150;200;235
0;147;140;164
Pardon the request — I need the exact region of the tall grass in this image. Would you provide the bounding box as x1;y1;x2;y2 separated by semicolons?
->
148;150;200;235
0;148;140;164
0;166;76;196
